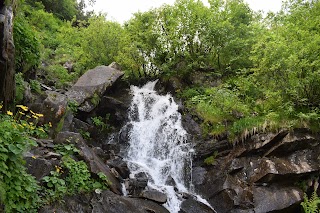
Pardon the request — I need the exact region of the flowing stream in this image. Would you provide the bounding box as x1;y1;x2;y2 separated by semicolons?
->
124;80;206;212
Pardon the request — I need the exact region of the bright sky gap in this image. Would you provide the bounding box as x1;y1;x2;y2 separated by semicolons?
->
86;0;283;24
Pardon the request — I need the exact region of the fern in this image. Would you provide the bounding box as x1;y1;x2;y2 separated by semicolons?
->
301;191;320;213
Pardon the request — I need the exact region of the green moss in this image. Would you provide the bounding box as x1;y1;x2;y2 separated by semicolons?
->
90;93;100;107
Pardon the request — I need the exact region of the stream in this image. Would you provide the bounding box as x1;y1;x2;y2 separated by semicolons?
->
123;80;213;213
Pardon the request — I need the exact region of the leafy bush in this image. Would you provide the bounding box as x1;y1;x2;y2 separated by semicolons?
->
42;156;109;203
15;73;25;103
44;65;74;89
0;106;45;212
301;190;320;213
91;116;109;132
29;80;42;94
14;12;40;74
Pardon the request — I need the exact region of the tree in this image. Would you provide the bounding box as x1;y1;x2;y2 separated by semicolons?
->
0;0;15;111
121;0;255;79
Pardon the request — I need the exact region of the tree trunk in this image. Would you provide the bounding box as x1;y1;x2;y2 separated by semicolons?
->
0;0;15;111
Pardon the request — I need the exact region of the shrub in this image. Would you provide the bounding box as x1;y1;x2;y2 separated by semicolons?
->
0;106;43;212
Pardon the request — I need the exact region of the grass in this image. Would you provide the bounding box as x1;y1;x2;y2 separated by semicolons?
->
181;84;320;143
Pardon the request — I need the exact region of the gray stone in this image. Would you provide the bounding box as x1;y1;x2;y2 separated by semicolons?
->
253;186;303;213
179;196;215;213
66;65;124;112
192;167;207;185
140;189;167;204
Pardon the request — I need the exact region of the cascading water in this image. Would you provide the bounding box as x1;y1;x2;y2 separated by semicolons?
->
124;80;197;212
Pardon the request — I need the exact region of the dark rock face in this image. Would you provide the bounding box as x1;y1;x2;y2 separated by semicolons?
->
39;190;169;213
66;65;124;112
194;129;320;213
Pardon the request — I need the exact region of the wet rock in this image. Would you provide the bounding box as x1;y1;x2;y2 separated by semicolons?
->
128;172;149;197
179;196;215;213
192;167;207;185
165;176;176;186
107;158;130;179
118;123;132;145
140;189;167;204
182;114;202;137
66;65;124;112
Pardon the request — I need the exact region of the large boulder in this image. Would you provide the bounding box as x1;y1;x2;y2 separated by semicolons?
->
66;64;124;112
28;90;68;137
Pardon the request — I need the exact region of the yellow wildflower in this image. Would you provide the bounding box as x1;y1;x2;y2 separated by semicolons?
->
16;105;28;111
7;111;13;116
29;122;34;126
19;111;25;115
0;105;2;110
30;110;36;115
32;115;39;119
32;156;37;159
55;165;62;173
49;122;52;127
36;113;44;118
39;127;45;132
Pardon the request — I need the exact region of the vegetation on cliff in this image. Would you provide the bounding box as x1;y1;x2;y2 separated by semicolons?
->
1;0;320;211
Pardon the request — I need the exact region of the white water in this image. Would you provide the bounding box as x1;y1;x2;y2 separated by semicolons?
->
125;80;193;213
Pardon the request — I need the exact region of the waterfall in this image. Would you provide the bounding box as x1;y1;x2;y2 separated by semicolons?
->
125;80;193;213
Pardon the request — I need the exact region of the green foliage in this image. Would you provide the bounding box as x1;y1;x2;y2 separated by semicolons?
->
44;64;74;89
67;100;79;114
80;130;91;140
301;190;320;213
91;115;109;132
90;93;100;107
54;144;80;156
41;170;67;203
122;0;255;79
14;7;41;74
15;73;25;103
25;0;86;21
29;80;42;94
0;107;42;212
204;151;218;165
42;156;109;204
